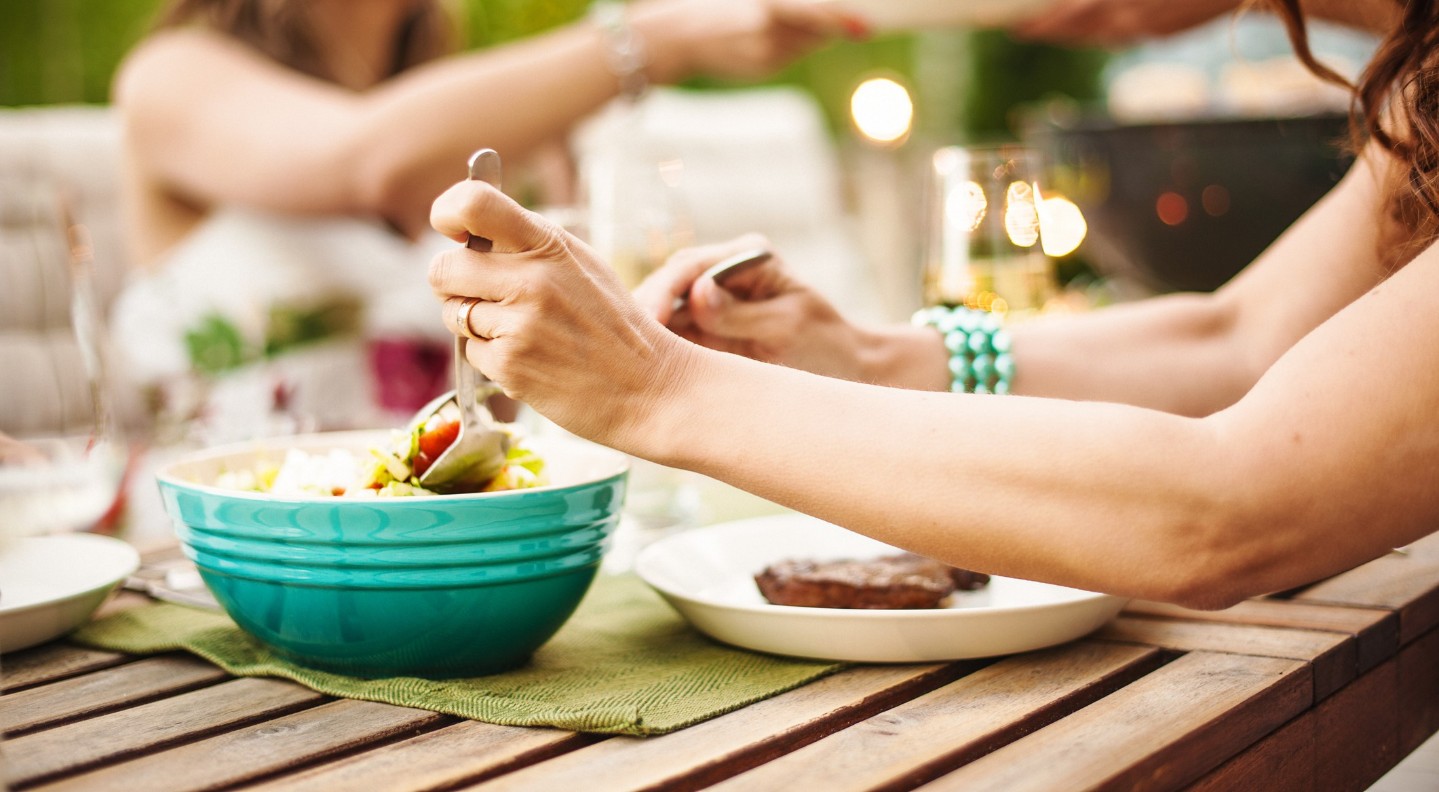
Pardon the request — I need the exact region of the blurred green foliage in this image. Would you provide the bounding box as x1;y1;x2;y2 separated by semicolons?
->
1;0;1104;144
957;30;1108;140
1;0;166;106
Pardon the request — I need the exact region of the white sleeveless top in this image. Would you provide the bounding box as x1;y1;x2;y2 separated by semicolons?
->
111;209;453;438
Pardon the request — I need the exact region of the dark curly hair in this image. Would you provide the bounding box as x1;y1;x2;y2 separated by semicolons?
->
1263;0;1439;257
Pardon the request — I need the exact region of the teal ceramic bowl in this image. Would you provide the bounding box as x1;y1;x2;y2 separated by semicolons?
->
157;431;627;678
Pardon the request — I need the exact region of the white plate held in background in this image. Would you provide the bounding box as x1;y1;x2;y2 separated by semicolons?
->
635;514;1125;662
811;0;1058;31
0;533;139;653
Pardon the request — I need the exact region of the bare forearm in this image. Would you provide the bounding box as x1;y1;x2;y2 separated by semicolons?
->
858;293;1252;413
354;27;621;235
647;348;1237;604
1007;292;1255;415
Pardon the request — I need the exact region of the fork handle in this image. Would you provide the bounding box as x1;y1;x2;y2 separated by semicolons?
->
458;149;502;413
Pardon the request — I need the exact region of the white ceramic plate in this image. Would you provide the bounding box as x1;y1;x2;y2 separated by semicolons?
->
0;533;140;653
635;514;1125;662
811;0;1057;30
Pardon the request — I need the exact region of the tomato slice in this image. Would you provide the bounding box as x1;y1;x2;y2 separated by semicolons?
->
413;420;461;478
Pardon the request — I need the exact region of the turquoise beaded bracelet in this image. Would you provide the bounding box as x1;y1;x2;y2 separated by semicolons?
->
911;306;1014;395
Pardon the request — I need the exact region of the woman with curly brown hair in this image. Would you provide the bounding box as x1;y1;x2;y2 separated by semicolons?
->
425;0;1439;610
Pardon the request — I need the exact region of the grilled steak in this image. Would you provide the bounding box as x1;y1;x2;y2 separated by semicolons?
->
949;567;992;591
755;553;990;610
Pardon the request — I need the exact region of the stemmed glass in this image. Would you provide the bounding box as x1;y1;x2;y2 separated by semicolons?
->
923;145;1058;318
0;197;126;543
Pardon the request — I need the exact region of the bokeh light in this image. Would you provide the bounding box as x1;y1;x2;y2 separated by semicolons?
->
1038;196;1088;257
850;77;914;145
946;180;988;233
1003;181;1040;248
1156;191;1189;226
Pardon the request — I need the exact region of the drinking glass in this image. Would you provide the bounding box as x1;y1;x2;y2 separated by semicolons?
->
581;131;694;288
0;210;126;543
576;134;700;568
923;146;1057;318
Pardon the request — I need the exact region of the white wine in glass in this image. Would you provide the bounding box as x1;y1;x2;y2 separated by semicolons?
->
582;128;694;289
923;146;1058;318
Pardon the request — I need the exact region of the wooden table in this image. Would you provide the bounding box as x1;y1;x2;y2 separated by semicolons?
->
7;532;1439;792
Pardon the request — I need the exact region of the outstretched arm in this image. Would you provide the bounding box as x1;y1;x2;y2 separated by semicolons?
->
115;0;856;239
1014;0;1399;46
427;166;1439;610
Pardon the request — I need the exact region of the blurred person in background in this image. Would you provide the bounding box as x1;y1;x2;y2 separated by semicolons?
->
1015;0;1394;125
1013;0;1396;46
424;0;1439;609
108;0;859;436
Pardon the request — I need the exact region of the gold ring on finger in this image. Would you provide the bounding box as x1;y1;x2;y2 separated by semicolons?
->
455;298;482;341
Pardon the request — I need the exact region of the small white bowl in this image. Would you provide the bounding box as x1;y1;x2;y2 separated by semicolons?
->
0;533;140;653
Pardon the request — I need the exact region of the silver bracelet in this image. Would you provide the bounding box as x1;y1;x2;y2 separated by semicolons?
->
589;0;649;101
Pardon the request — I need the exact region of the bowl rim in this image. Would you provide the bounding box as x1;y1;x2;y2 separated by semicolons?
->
155;430;629;505
0;533;141;616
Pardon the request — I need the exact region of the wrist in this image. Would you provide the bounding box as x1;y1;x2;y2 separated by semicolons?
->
911;306;1014;395
589;0;651;100
855;323;951;391
618;335;709;464
624;2;691;85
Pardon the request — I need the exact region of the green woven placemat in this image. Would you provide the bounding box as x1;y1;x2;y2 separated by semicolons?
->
71;574;843;736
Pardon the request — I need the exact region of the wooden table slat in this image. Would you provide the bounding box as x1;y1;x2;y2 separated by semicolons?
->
1292;553;1439;645
465;663;969;792
704;642;1161;792
1098;615;1355;700
1189;622;1439;792
30;700;450;792
1;644;131;693
1185;708;1315;792
1123;599;1397;673
5;677;328;787
1388;531;1439;562
915;652;1310;792
244;720;593;792
0;654;227;737
1312;654;1402;791
1397;622;1439;756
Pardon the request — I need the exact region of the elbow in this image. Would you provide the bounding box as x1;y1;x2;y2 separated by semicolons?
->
1162;574;1252;612
1147;507;1285;612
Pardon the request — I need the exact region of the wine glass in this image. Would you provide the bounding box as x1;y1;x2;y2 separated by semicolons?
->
922;145;1058;319
0;199;126;544
580;123;695;288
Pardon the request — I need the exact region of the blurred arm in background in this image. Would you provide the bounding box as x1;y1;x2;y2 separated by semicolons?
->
115;0;862;264
1013;0;1400;47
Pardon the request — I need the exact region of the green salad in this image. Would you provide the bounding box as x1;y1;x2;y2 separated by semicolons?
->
216;418;546;498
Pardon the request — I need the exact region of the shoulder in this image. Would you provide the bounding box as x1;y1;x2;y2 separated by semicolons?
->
113;28;273;109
